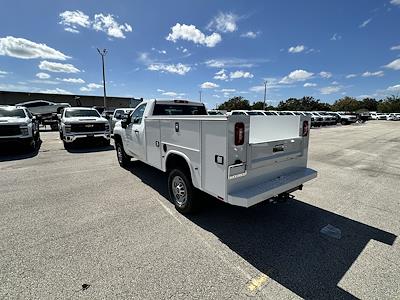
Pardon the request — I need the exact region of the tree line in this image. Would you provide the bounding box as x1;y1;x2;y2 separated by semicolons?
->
216;95;400;113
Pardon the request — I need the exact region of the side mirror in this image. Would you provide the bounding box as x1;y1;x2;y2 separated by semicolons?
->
121;113;131;129
32;115;37;120
57;114;61;120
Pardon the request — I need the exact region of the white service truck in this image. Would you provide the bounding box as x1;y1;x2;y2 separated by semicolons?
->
113;100;317;214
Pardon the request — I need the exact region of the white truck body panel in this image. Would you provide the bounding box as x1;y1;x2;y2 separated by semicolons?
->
114;100;317;208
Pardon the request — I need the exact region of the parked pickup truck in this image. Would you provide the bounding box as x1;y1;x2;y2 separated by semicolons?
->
0;106;40;150
330;112;357;125
59;107;110;148
113;100;317;214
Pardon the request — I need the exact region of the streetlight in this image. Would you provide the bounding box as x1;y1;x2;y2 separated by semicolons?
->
97;48;107;108
199;90;202;102
263;80;268;110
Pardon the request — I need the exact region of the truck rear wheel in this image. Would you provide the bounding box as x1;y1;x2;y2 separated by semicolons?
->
116;141;130;167
168;169;196;214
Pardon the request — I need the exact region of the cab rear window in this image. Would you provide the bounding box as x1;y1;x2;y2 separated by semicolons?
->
153;104;207;116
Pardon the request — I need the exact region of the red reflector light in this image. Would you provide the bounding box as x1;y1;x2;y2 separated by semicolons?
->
302;120;309;137
235;122;245;145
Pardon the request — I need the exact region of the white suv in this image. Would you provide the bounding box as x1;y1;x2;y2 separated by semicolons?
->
59;107;110;148
0;106;40;150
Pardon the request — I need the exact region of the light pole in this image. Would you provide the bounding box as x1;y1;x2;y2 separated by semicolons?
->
263;80;268;110
97;48;107;108
199;90;202;102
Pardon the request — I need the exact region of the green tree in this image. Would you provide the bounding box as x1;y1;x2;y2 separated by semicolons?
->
251;101;274;110
277;96;331;111
217;96;251;111
361;98;378;111
377;95;400;113
332;97;361;112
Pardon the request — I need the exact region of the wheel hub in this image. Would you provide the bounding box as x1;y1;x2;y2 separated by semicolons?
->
172;176;187;206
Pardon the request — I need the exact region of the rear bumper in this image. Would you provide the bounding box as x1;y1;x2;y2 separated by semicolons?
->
228;168;317;207
64;132;110;143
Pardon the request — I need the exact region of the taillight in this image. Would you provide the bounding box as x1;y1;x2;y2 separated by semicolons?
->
235;122;245;145
302;120;309;137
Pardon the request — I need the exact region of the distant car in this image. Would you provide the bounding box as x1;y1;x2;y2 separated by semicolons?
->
207;110;225;115
330;112;357;125
374;113;387;120
0;106;40;150
305;112;323;127
59;107;111;149
16;100;70;116
387;113;399;121
111;108;134;133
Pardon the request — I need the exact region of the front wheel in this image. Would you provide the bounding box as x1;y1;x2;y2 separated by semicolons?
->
168;169;196;214
115;141;130;167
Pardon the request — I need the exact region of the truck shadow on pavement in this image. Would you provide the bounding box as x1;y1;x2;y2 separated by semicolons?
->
0;140;42;162
127;161;397;299
64;140;114;153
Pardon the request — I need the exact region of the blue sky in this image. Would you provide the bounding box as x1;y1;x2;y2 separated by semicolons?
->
1;0;400;108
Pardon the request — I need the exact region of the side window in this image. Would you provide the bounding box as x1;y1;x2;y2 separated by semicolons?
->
232;112;239;115
131;104;147;124
114;110;123;119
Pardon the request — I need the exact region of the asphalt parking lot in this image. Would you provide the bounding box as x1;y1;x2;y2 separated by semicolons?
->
0;121;399;299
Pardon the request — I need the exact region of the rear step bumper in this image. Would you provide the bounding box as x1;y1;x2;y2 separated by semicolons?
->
228;168;317;207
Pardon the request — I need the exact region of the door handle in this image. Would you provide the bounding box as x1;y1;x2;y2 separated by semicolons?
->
134;130;139;133
155;141;160;147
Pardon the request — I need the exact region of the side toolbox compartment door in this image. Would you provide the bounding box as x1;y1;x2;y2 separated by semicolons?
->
201;120;227;200
145;119;162;169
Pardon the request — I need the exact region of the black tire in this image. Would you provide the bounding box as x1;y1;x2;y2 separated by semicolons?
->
27;137;36;151
340;120;347;125
168;169;196;214
63;140;70;150
115;141;130;167
50;123;59;131
102;139;111;146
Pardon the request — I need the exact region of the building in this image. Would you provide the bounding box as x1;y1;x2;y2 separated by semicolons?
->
0;90;142;109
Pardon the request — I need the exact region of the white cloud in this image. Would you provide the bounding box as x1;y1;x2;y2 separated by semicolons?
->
221;88;236;93
64;28;80;34
59;10;132;39
161;91;185;98
288;45;305;53
157;88;165;92
320;86;341;95
304;82;317;87
319;71;332;78
213;94;221;98
240;31;260;39
249;86;265;92
59;10;91;31
387;84;400;91
362;71;384;77
39;60;80;73
0;70;8;75
331;81;339;85
280;69;313;84
207;12;238;33
346;74;357;78
390;45;400;50
213;69;228;81
182;48;188;53
0;36;70;60
359;18;372;28
200;82;219;89
57;77;85;84
36;72;50;79
93;14;132;39
80;83;103;92
390;0;400;6
148;63;191;75
204;58;266;68
166;23;222;47
229;70;254;79
330;33;342;41
385;58;400;70
162;92;178;97
40;88;72;95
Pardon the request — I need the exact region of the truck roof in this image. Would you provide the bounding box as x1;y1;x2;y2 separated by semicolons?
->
152;99;204;106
